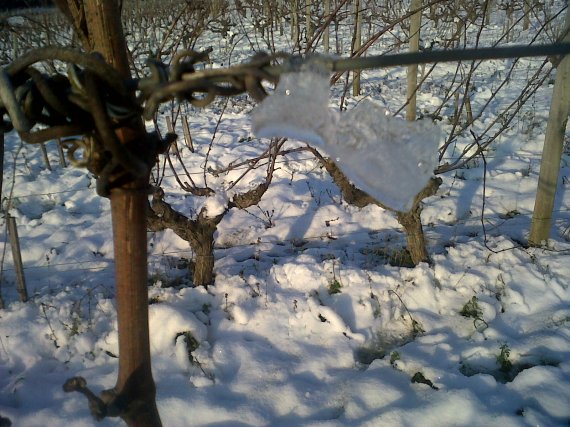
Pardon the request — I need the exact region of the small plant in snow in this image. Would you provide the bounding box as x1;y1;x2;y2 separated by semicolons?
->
496;343;513;373
390;351;401;366
411;318;425;337
460;296;488;330
328;277;342;295
389;289;425;338
201;303;211;315
411;372;439;390
175;331;200;365
328;260;342;295
148;296;161;305
460;296;482;318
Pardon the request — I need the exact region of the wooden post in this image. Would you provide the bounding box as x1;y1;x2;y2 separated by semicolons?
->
40;143;52;171
291;0;299;47
485;0;495;26
305;0;313;46
57;0;162;425
57;138;67;167
406;0;422;121
323;0;330;53
529;6;570;246
352;0;362;96
165;116;179;155
464;86;474;126
523;0;531;31
7;214;28;303
181;116;194;152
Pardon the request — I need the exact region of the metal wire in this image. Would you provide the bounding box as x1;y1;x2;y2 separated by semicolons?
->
330;43;570;72
1;42;570;196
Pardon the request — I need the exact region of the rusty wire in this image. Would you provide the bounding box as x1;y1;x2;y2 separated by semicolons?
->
1;43;570;196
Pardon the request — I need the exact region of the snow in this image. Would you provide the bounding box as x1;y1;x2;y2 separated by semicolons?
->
203;189;229;217
1;4;570;427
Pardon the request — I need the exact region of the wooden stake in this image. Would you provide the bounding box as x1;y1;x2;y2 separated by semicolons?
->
529;6;570;246
7;214;28;302
323;0;330;53
165;116;179;155
291;0;299;46
0;131;4;309
523;0;531;31
181;116;194;152
352;0;362;96
406;0;422;121
486;0;495;26
305;0;313;45
57;138;67;167
40;143;52;171
0;131;4;206
464;88;473;126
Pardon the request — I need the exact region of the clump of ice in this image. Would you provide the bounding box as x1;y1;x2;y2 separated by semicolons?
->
330;100;440;212
251;70;334;147
252;70;441;212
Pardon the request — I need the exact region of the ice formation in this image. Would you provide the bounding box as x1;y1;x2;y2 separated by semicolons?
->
252;70;440;212
251;70;334;147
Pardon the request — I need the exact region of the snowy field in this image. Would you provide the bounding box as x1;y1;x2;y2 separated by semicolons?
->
1;3;570;426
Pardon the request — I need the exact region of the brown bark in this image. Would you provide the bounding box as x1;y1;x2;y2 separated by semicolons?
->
396;177;441;265
191;223;216;287
57;1;162;425
110;185;161;426
147;189;225;288
147;180;274;288
309;150;383;208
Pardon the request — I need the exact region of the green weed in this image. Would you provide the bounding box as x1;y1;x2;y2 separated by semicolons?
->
460;296;488;330
496;343;513;373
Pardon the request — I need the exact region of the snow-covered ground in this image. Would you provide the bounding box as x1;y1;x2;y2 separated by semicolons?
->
1;4;570;426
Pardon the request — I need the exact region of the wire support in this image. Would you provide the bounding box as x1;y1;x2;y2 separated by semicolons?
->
1;43;570;196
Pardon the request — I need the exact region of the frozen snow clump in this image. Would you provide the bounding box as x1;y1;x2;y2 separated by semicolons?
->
252;70;440;211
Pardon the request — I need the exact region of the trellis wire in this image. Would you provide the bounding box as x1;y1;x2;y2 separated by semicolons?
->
2;43;569;152
1;42;569;284
2;149;563;202
1;206;568;279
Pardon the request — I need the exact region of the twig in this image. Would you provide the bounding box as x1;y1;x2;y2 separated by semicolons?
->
388;289;424;337
203;98;228;187
471;130;522;255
